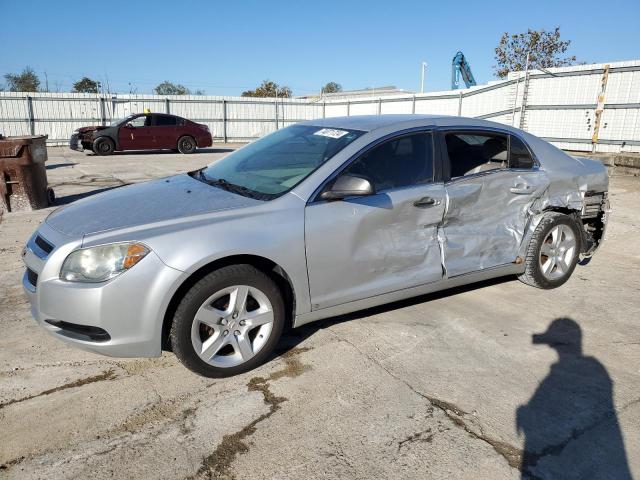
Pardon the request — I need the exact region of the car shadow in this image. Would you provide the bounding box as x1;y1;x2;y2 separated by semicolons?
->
86;148;235;156
46;162;78;170
53;185;125;205
274;275;515;354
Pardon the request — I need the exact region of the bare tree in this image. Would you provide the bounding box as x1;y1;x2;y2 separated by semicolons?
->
494;27;578;78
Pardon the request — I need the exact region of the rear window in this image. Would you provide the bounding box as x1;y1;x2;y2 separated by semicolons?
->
154;115;178;126
509;135;535;169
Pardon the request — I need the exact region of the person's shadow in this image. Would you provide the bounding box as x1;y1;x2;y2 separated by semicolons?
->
517;318;632;479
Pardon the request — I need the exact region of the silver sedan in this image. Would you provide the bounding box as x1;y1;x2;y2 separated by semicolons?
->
22;115;609;377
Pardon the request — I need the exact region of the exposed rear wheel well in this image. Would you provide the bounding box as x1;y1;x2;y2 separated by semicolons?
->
540;206;591;254
161;255;295;351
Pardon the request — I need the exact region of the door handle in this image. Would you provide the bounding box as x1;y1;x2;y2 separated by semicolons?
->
509;184;533;194
413;196;440;207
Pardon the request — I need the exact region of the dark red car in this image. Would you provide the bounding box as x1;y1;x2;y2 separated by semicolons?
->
70;113;213;155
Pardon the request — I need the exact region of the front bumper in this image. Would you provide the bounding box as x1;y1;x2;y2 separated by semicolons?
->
69;133;81;151
22;222;184;358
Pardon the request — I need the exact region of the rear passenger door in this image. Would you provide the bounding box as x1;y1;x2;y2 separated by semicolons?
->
439;130;549;276
151;114;179;149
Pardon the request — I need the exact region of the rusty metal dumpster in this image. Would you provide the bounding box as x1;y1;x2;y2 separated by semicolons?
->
0;135;54;213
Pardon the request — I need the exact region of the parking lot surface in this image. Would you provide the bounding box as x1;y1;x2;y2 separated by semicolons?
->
1;147;639;479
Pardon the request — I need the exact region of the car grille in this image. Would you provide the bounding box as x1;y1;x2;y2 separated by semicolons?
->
26;268;38;288
35;235;54;255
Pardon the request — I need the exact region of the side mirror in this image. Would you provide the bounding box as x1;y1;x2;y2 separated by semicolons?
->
320;174;375;201
124;123;134;129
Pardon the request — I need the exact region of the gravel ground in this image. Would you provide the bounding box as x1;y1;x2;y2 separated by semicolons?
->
1;147;639;479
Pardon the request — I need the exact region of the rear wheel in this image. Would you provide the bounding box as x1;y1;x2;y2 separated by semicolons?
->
519;212;581;289
177;135;196;154
93;137;115;156
170;265;285;377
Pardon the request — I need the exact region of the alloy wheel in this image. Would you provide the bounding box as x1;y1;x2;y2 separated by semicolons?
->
539;224;577;280
190;285;274;368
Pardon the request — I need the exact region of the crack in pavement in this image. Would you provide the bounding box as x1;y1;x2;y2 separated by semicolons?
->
397;428;434;451
327;328;524;469
188;347;312;480
0;369;116;411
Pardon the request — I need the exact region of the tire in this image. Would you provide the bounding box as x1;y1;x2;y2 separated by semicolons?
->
177;135;196;154
46;187;55;206
170;265;285;377
518;212;582;289
93;137;115;156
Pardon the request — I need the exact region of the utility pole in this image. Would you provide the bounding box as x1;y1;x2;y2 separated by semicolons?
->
420;62;428;93
44;71;49;92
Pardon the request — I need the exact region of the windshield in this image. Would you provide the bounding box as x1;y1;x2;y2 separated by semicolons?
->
198;125;364;198
110;115;134;126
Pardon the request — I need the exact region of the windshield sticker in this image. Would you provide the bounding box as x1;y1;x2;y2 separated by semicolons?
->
313;128;350;139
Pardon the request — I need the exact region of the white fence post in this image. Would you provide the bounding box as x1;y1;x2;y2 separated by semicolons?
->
26;96;35;135
222;100;228;143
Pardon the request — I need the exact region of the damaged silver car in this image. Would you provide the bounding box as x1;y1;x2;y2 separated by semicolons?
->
22;115;609;377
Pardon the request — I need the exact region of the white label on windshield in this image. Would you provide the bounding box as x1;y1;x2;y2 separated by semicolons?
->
313;128;349;139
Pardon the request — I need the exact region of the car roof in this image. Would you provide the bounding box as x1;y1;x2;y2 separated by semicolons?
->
299;114;522;133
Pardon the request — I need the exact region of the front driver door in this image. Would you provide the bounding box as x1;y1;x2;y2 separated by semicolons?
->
305;131;445;311
440;130;548;277
118;114;154;150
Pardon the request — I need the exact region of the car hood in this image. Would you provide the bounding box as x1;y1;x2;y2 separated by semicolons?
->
46;173;262;237
77;126;108;133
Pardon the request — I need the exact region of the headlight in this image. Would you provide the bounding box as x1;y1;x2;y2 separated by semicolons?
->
60;242;149;283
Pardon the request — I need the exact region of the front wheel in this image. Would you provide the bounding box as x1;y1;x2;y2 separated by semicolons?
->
170;265;285;377
177;136;196;154
519;212;582;289
93;137;115;156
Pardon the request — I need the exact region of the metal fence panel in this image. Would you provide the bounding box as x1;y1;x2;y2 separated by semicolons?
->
1;60;639;152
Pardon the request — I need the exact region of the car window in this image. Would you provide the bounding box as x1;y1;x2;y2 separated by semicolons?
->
128;115;149;128
445;132;508;178
341;133;433;192
154;115;177;126
509;135;535;169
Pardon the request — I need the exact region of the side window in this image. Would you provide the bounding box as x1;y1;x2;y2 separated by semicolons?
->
509;135;535;169
445;132;507;178
342;133;433;191
154;115;178;126
129;115;149;128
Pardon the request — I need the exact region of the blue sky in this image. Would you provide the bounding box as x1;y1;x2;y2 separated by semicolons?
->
1;0;638;96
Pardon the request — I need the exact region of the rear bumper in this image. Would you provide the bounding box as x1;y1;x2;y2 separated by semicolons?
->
197;133;213;148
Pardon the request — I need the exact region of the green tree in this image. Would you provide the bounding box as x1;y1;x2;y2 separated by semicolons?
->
72;76;101;93
321;82;342;94
154;81;190;95
494;27;578;78
241;80;292;98
4;66;40;92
